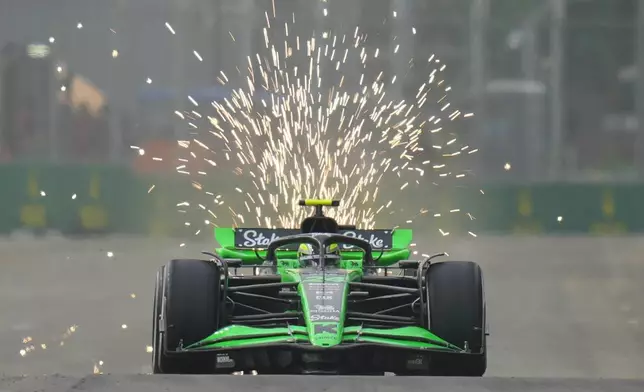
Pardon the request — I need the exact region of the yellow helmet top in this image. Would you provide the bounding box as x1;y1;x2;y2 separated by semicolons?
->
297;243;339;256
297;243;315;257
297;242;341;266
327;243;340;255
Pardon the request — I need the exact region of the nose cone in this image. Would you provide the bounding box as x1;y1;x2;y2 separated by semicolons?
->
309;321;342;347
299;272;349;347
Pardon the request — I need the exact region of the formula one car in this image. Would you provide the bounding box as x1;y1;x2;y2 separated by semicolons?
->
151;199;487;376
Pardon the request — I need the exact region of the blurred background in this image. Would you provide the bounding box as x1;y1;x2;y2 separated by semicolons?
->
3;1;644;380
0;0;642;235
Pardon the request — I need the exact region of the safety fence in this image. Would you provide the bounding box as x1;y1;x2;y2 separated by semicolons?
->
0;164;636;237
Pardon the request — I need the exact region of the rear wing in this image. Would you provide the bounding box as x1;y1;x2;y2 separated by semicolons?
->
213;227;413;266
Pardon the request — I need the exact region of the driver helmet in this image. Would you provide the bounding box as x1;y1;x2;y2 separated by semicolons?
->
297;243;341;267
326;243;341;259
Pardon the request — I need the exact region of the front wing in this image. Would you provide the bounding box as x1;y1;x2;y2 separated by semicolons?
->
164;325;477;374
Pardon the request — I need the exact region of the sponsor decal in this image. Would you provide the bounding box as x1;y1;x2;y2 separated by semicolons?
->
303;278;346;328
304;282;342;301
313;304;339;313
310;314;340;322
235;228;293;248
302;276;345;284
314;324;338;335
341;230;388;249
215;353;235;369
233;228;393;250
406;355;427;370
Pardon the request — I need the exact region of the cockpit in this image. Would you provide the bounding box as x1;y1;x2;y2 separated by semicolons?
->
296;243;343;268
264;232;375;270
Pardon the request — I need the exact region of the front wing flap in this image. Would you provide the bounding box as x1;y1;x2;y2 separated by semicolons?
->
183;325;462;351
163;325;477;374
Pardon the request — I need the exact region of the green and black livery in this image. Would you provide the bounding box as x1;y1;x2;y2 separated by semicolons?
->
151;200;487;375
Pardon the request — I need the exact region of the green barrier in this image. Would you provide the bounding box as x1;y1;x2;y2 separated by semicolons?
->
0;163;640;236
451;184;632;235
0;164;147;235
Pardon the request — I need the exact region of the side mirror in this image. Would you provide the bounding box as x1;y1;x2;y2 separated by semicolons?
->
399;260;419;269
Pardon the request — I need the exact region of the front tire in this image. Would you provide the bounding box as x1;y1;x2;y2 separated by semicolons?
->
152;259;221;374
151;266;165;374
426;261;487;376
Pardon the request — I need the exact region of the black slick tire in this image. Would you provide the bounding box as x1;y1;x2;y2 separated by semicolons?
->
151;265;165;374
426;261;487;376
152;259;220;374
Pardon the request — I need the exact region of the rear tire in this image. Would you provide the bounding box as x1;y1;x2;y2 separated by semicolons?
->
152;259;220;374
426;261;487;376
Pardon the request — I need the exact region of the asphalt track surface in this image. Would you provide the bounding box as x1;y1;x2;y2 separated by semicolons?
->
2;235;644;391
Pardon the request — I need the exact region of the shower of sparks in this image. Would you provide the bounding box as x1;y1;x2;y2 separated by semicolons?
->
93;360;105;374
19;325;79;358
193;50;203;62
149;7;479;231
165;22;176;35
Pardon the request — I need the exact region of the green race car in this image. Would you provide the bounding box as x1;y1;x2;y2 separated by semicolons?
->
151;199;487;376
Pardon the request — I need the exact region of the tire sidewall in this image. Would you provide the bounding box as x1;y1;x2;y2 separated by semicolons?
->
152;266;165;373
154;259;220;374
425;261;487;376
